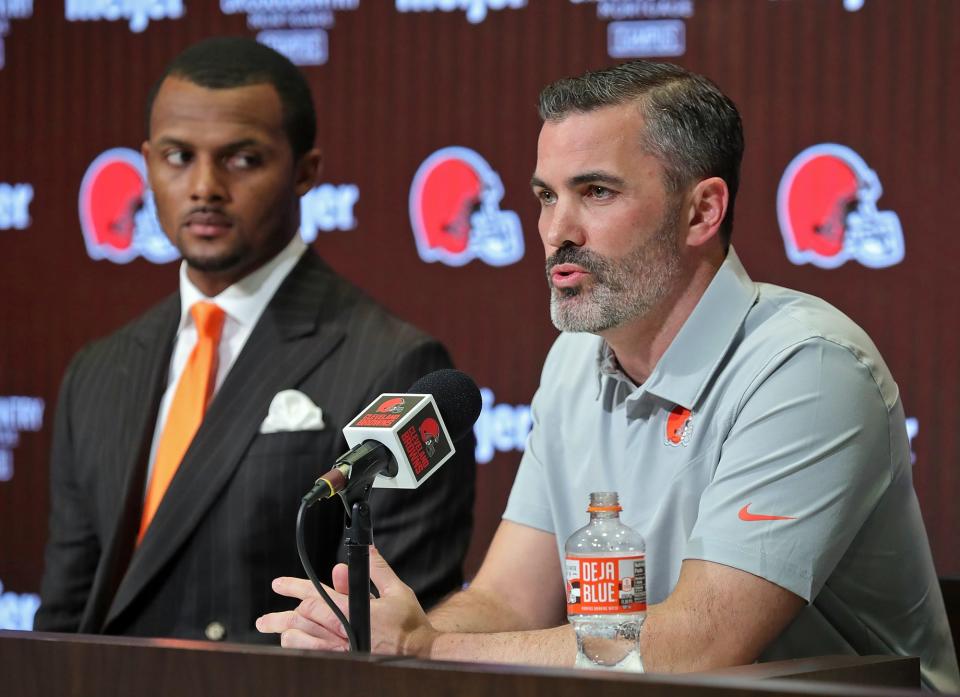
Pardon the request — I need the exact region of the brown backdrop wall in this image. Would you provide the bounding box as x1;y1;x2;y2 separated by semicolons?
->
1;0;957;628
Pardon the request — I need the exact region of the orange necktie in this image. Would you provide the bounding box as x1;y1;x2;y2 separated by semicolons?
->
138;301;226;543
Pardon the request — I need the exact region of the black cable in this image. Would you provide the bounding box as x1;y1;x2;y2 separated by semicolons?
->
295;498;358;652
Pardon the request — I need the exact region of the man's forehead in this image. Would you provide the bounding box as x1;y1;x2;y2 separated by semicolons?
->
534;105;650;183
149;76;285;140
539;103;644;142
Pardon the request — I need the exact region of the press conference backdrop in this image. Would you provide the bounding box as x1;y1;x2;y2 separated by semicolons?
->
1;1;957;629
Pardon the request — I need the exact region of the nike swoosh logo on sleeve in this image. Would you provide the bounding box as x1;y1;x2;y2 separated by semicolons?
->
738;504;797;521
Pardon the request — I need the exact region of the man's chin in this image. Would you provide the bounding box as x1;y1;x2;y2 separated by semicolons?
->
551;296;603;333
550;289;642;334
182;251;246;274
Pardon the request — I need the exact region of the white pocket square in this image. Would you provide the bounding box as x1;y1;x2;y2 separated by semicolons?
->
260;390;325;434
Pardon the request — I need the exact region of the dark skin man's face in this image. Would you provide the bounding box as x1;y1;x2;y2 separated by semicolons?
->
142;76;321;296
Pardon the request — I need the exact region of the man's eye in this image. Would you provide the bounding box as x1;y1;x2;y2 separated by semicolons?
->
229;153;261;170
588;185;613;199
164;150;191;166
536;190;556;205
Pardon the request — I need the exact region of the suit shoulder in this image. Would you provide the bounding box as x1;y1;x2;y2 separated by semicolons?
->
66;294;178;375
312;264;440;351
308;271;456;391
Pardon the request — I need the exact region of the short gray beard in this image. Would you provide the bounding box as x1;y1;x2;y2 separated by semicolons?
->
548;205;682;334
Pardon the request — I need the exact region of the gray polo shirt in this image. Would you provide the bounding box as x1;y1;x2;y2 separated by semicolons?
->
504;248;959;692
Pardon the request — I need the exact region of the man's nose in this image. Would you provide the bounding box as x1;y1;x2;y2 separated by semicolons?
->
542;200;586;251
190;158;227;202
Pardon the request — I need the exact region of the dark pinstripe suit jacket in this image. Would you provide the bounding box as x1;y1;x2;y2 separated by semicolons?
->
35;250;475;643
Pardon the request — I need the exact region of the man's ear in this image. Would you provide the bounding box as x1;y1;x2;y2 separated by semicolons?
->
685;177;728;248
140;140;154;186
294;148;323;197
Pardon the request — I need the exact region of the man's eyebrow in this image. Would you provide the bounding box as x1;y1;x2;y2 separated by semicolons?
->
219;138;264;151
153;136;192;148
568;171;625;187
152;137;264;151
529;172;626;190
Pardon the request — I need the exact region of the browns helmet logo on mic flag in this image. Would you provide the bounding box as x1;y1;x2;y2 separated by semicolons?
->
401;411;451;478
418;417;441;457
355;395;423;428
408;146;524;267
777;143;904;269
377;397;406;414
77;148;179;264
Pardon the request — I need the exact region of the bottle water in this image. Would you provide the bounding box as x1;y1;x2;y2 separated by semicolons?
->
565;491;646;671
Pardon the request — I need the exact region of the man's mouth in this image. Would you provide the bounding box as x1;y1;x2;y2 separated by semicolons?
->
183;210;233;238
550;263;591;289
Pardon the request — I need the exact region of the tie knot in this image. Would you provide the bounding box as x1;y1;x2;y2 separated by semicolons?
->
190;302;226;342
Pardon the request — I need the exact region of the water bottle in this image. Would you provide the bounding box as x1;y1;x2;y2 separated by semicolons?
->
565;491;646;670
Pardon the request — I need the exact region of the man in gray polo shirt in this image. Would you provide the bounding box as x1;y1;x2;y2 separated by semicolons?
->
258;60;959;691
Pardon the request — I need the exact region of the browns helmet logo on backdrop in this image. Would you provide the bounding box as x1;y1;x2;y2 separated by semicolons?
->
78;148;179;264
777;143;904;269
409;146;524;267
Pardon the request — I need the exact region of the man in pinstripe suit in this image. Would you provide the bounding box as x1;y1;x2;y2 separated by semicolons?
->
34;37;475;643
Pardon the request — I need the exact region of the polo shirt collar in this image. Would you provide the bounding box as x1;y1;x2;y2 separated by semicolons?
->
641;246;758;410
595;246;758;411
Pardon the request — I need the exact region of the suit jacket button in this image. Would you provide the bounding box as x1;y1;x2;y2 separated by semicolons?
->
205;622;226;641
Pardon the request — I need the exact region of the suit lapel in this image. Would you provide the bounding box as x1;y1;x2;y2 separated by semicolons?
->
106;252;346;626
80;296;179;633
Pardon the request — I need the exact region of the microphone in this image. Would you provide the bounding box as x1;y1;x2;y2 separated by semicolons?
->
303;369;481;507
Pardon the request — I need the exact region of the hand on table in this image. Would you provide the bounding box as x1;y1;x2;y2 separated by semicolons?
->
256;546;438;656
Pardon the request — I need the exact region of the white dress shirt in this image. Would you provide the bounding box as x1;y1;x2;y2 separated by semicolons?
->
144;235;308;484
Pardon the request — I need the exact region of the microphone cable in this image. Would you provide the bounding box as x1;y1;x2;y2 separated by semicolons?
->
295;497;358;652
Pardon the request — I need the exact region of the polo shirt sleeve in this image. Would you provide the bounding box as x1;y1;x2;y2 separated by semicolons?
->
684;337;898;602
502;384;557;535
502;336;579;535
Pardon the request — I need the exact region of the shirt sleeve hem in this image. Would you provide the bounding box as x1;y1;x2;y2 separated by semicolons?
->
502;506;555;535
684;535;816;602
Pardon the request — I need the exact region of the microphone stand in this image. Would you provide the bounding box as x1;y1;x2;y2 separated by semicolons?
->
324;442;398;653
305;434;443;653
342;489;374;652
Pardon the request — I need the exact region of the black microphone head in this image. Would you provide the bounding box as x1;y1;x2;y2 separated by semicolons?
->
409;369;481;442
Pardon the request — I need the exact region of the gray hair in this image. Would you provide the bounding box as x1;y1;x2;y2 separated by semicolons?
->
538;61;743;244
